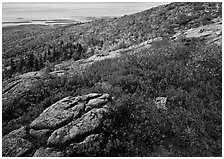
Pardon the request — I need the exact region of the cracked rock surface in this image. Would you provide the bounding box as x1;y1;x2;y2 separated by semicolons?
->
2;93;113;157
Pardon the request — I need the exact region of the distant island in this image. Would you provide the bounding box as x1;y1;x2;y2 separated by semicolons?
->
2;17;92;27
3;16;107;27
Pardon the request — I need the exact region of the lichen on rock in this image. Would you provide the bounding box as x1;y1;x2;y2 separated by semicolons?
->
2;93;113;157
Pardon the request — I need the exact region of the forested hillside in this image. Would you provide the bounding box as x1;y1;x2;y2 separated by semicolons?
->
2;2;221;79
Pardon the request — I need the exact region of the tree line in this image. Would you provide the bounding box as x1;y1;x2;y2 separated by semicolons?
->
3;40;85;79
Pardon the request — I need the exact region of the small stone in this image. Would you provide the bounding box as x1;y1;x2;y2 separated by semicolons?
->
155;97;168;110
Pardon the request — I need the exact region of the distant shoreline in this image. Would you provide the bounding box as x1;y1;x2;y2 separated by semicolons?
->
2;21;90;29
3;21;31;24
2;16;114;27
2;17;94;27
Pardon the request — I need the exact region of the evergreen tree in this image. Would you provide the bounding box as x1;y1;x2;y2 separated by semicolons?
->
27;53;35;71
39;56;45;69
60;40;64;46
17;57;26;73
9;58;16;77
43;51;47;62
47;46;51;56
77;43;83;58
34;57;39;71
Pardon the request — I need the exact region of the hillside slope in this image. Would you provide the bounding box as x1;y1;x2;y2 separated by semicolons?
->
2;2;222;157
2;2;221;71
61;2;221;49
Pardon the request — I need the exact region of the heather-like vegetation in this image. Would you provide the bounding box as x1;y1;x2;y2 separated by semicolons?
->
2;2;221;80
2;2;222;157
2;39;221;156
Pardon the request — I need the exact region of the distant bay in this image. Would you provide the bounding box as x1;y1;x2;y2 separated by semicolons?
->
2;2;167;27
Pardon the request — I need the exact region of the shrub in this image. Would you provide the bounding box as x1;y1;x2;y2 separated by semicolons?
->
3;39;221;156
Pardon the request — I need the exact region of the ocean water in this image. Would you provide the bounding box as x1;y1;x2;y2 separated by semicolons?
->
2;2;167;26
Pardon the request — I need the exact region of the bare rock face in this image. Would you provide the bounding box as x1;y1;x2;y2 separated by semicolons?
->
29;129;53;145
33;147;64;157
4;126;27;139
47;107;108;147
86;98;108;108
172;22;222;45
30;109;74;130
2;76;39;105
2;93;113;157
30;93;111;148
2;126;33;157
67;133;104;156
29;129;52;138
29;93;105;131
2;137;33;157
2;71;44;98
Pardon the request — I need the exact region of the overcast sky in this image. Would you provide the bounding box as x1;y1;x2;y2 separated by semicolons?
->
3;2;169;21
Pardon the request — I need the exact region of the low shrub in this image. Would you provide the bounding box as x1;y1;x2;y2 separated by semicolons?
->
2;40;221;156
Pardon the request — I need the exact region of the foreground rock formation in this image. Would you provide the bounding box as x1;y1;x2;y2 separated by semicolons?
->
2;93;113;157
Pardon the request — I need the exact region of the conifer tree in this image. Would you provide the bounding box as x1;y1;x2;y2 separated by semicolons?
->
39;56;45;69
9;58;16;77
17;57;26;73
34;57;39;71
27;53;35;71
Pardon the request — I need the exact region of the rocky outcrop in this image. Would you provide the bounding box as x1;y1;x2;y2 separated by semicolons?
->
50;38;155;77
2;71;45;105
2;93;113;157
51;19;222;78
2;126;32;157
67;133;104;156
33;147;64;157
172;21;222;45
47;107;108;147
2;137;33;157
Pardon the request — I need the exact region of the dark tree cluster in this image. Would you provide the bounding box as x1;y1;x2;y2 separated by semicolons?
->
3;54;44;78
3;40;85;79
45;40;85;62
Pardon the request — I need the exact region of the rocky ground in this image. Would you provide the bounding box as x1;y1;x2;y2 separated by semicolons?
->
2;2;222;157
3;18;221;101
3;93;113;157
